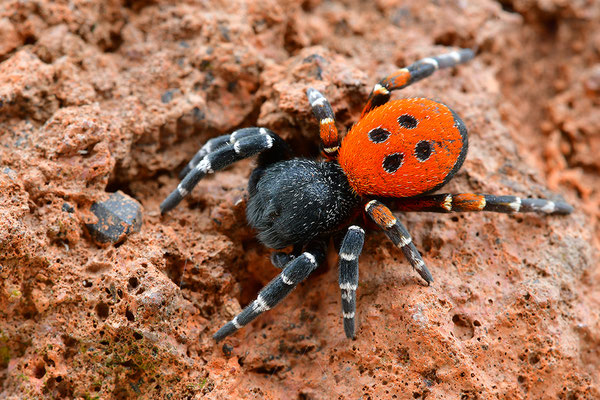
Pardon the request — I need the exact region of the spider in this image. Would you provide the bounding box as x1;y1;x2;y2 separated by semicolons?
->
160;48;573;342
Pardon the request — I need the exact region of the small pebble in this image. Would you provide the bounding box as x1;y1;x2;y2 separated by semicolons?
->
86;191;142;244
161;89;177;104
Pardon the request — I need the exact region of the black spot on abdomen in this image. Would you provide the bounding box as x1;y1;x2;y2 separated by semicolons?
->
368;127;391;143
383;153;404;173
415;140;433;162
398;114;418;129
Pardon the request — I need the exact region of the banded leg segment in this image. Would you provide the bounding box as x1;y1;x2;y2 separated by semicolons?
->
214;242;327;342
338;225;365;339
306;88;339;159
365;200;433;284
178;128;261;179
391;193;573;215
361;48;474;118
161;128;283;214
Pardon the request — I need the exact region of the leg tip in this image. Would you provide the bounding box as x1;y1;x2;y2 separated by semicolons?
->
555;201;574;215
160;191;183;215
418;264;434;286
159;204;169;215
159;201;173;215
459;48;476;61
213;335;225;343
343;318;356;339
213;322;238;342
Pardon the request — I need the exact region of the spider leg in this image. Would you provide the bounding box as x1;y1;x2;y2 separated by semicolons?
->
161;128;287;214
271;252;295;269
270;244;303;269
178;128;261;179
214;242;327;342
338;225;365;339
365;200;433;285
390;193;573;215
306;88;339;160
361;48;474;117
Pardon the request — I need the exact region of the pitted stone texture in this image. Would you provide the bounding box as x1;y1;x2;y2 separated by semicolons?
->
86;191;142;244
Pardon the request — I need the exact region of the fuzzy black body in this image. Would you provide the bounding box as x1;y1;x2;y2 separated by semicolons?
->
246;159;361;249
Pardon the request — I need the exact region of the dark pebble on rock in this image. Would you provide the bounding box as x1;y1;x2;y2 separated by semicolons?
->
86;191;142;244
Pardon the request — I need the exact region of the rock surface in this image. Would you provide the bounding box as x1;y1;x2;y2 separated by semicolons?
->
0;0;599;399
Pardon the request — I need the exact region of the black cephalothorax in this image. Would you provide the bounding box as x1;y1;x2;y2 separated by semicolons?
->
247;159;360;249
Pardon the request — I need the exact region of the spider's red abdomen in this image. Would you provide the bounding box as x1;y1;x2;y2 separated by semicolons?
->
338;98;468;197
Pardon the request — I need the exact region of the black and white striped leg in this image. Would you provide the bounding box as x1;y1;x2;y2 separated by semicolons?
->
365;200;433;285
161;128;280;214
390;193;573;215
338;225;365;339
483;195;574;214
214;242;327;342
361;48;474;117
178;128;261;179
403;49;475;85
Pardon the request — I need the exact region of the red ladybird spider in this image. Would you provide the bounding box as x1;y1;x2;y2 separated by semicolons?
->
160;48;573;341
